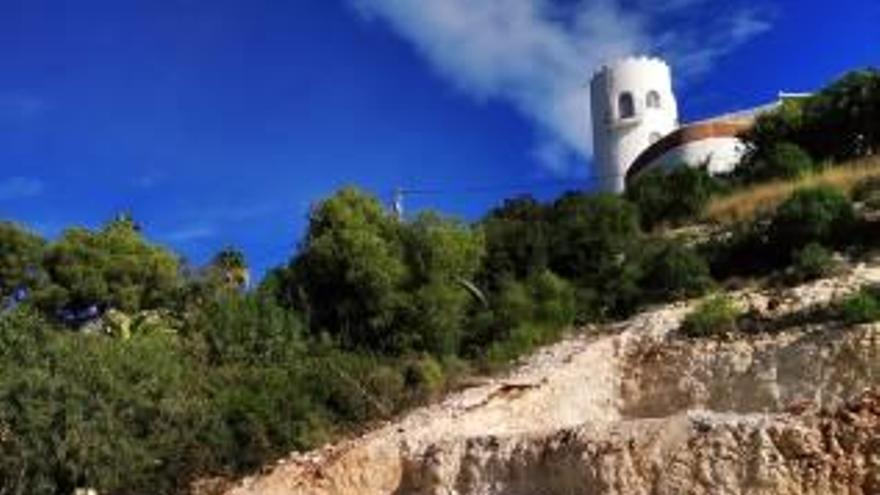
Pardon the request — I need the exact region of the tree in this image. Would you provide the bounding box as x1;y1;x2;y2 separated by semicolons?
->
291;187;409;352
769;185;856;255
398;212;485;355
0;222;46;302
801;68;880;160
740;69;880;168
37;216;182;318
546;193;643;317
479;196;549;286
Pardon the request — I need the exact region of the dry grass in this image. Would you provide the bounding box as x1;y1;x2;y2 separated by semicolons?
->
705;155;880;224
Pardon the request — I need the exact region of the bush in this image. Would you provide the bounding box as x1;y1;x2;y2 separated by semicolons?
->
189;293;306;366
681;294;741;338
403;355;446;401
741;142;814;183
768;185;856;254
639;241;714;301
626;166;719;230
840;287;880;324
0;326;214;495
853;176;880;208
789;242;837;282
465;271;575;362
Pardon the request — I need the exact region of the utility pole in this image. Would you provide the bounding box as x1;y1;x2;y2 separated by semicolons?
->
392;187;405;221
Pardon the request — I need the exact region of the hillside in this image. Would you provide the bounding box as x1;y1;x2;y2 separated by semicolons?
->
214;257;880;495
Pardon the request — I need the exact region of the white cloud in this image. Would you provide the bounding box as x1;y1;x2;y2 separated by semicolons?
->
0;177;45;201
351;0;772;175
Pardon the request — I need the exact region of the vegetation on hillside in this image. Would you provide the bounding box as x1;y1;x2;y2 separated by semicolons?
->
0;68;878;494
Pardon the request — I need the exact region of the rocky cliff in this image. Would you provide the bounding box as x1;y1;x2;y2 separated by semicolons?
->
219;262;880;495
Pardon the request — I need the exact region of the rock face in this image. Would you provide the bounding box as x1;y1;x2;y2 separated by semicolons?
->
221;264;880;495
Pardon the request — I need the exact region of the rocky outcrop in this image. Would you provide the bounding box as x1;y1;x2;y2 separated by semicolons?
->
219;263;880;495
398;391;880;495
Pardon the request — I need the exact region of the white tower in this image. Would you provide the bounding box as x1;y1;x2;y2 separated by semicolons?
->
590;56;679;192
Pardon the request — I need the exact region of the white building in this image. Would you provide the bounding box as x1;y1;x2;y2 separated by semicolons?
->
589;56;797;192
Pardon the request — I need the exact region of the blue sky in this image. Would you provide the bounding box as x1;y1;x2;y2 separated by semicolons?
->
1;0;878;277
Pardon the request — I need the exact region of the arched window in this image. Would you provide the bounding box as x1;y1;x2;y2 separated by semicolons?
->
618;92;635;119
649;132;662;144
646;90;661;109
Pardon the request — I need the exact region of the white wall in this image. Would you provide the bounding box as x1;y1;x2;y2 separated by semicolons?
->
643;136;747;176
590;57;679;192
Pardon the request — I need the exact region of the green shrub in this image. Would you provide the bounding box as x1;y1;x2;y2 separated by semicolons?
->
207;363;327;471
403;355;446;401
789;242;837;282
639;241;713;301
681;294;741;338
466;270;575;364
853;176;880;208
744;142;815;182
840;287;880;324
190;293;306;366
626;167;719;230
0;329;214;495
769;185;856;253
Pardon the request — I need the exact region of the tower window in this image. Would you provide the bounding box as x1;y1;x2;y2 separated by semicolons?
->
618;92;635;119
646;91;661;109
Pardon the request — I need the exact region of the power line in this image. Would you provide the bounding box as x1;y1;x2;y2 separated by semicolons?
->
389;171;628;219
395;171;626;197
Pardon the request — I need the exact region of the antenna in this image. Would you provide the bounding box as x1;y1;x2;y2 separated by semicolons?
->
392;187;405;221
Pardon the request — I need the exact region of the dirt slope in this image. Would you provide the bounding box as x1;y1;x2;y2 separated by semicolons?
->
219;262;880;495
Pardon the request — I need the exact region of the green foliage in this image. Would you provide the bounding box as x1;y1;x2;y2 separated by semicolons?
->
398;212;485;355
292;187;409;351
0;311;212;494
206;363;326;471
790;242;837;282
626;166;719;230
740;142;815;183
37;217;182;316
547;192;643;317
768;185;856;253
190;292;306;365
639;241;714;301
681;294;741;338
403;355;446;401
852;176;880;208
467;270;575;364
800;69;880;161
840;287;880;325
741;69;880;166
0;222;46;301
480;196;549;285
